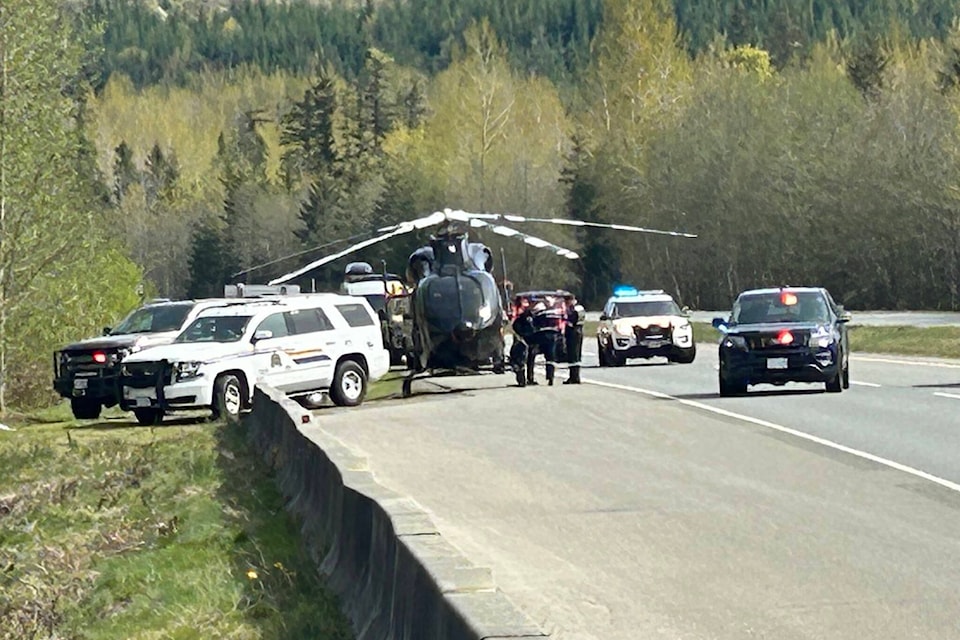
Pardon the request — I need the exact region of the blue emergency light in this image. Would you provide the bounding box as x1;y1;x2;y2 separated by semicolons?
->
613;285;639;297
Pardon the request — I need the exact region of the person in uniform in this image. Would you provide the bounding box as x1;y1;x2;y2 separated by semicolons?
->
562;295;585;384
510;295;564;386
527;297;564;385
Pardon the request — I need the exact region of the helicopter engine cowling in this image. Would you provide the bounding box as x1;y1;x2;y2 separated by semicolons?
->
466;242;493;272
407;246;434;283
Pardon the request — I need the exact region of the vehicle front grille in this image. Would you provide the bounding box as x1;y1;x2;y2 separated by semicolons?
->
121;361;172;388
56;350;121;376
745;332;810;350
632;325;671;340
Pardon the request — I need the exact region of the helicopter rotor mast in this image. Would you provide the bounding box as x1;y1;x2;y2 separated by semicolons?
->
266;208;696;286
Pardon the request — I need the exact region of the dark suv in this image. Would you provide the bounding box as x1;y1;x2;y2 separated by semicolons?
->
712;287;852;396
53;299;229;419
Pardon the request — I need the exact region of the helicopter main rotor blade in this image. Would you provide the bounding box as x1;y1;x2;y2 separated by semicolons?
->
467;217;580;259
444;209;697;238
267;211;448;285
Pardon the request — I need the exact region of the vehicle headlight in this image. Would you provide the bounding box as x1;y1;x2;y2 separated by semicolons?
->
478;304;491;321
811;326;834;348
175;361;203;381
722;335;748;350
674;321;692;333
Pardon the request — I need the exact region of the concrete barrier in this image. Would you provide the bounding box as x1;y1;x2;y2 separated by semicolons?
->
244;384;548;640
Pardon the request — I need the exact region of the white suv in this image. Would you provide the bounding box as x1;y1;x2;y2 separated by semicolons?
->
118;294;390;425
597;287;696;366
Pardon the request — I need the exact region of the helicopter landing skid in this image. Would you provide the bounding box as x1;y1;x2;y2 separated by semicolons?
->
400;365;503;398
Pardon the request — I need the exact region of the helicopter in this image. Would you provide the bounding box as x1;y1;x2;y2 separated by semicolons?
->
260;208;697;397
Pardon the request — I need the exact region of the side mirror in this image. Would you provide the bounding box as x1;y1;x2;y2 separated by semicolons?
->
838;311;852;323
712;317;729;332
102;326;112;336
681;306;691;316
252;329;273;343
599;314;609;321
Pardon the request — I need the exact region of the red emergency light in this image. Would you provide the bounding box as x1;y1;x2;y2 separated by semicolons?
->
776;330;794;345
92;351;107;364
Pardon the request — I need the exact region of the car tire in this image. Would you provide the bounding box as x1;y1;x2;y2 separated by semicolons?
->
825;369;842;393
672;345;696;364
134;408;163;426
841;356;850;389
719;370;747;397
213;373;245;422
610;348;625;367
71;397;101;420
330;360;367;407
597;339;607;367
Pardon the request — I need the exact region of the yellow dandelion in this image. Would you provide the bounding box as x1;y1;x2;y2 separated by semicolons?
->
246;569;258;580
273;562;284;570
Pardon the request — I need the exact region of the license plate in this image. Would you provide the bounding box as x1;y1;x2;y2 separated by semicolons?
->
73;379;88;389
135;397;151;407
767;357;788;369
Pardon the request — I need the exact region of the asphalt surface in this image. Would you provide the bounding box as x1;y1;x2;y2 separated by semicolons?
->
588;309;960;327
316;341;960;639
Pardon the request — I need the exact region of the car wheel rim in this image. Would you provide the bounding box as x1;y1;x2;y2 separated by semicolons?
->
224;382;242;415
342;371;363;400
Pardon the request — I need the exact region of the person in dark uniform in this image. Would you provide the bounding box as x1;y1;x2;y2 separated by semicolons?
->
527;299;564;385
509;299;536;387
510;296;564;386
562;295;585;384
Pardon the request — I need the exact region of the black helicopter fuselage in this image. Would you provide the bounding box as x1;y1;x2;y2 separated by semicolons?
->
412;267;504;370
407;224;506;372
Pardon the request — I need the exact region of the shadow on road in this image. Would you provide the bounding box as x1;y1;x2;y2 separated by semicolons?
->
660;387;826;401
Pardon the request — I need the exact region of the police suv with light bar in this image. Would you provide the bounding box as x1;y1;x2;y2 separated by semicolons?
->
712;286;852;396
597;286;696;366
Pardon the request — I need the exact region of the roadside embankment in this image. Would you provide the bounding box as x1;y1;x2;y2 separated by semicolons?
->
243;384;547;640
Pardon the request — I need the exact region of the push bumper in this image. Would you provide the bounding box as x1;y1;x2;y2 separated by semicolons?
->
721;347;840;384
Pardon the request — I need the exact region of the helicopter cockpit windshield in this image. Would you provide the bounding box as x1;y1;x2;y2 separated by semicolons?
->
421;272;499;332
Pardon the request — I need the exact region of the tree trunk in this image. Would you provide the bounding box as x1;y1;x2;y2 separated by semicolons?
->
0;17;7;416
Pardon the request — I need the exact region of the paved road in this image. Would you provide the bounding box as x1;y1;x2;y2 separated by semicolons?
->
316;347;960;639
586;310;960;327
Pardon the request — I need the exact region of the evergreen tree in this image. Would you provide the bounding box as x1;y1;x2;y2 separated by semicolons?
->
112;140;139;204
846;35;888;100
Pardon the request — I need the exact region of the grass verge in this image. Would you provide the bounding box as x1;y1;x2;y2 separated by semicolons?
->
0;413;354;640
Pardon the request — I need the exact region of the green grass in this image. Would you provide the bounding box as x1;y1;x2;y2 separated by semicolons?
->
846;325;960;359
0;413;354;640
367;371;404;401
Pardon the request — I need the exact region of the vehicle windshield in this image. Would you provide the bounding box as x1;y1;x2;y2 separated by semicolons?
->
610;300;681;317
175;315;252;343
732;291;831;324
111;303;194;334
362;294;386;313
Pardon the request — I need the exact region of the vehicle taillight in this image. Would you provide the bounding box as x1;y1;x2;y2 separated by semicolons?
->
92;351;107;364
777;330;794;345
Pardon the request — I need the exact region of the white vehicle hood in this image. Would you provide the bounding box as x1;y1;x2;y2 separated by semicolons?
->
123;342;253;364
